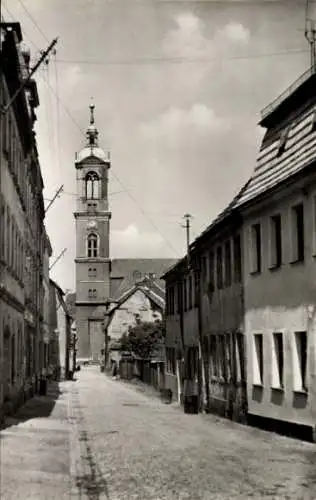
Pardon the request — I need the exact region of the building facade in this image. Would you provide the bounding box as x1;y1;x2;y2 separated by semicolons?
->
74;104;112;363
164;65;316;439
164;202;247;420
0;22;46;417
236;68;316;439
43;230;52;374
48;279;71;379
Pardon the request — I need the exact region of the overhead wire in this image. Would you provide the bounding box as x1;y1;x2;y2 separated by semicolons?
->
4;0;311;263
53;47;309;67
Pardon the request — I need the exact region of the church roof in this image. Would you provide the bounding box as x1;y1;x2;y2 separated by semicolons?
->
109;258;176;300
77;146;109;164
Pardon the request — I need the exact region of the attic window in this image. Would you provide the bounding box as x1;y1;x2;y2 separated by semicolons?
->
277;126;290;157
311;110;316;132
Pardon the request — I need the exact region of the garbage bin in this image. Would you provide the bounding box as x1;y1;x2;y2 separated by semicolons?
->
39;378;47;396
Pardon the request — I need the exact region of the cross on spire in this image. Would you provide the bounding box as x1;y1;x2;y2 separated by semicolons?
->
86;99;98;147
90;98;95;125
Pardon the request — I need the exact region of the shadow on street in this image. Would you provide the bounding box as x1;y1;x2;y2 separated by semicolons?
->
0;380;64;432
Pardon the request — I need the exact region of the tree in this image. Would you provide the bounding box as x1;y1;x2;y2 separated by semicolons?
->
120;319;165;359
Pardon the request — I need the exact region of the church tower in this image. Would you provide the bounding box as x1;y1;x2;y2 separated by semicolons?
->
74;103;111;362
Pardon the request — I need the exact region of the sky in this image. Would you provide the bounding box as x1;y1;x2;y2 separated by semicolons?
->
3;0;311;293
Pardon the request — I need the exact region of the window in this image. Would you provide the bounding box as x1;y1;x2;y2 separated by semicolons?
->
218;335;227;379
291;203;304;262
209;336;218;377
224;240;232;287
85;172;100;199
201;255;207;287
277;126;290;156
88;289;97;299
233;234;242;283
188;275;193;309
167;285;175;315
251;223;262;273
208;250;214;290
236;333;246;382
88;267;97;278
270;214;282;268
272;333;284;388
11;334;15;383
183;277;188;311
216;246;223;289
293;331;307;392
166;347;176;374
253;334;263;385
6;211;10;264
311;110;316;132
194;270;200;307
177;281;182;314
87;233;98;258
0;196;5;261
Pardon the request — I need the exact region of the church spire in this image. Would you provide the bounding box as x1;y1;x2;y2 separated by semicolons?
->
86;99;98;147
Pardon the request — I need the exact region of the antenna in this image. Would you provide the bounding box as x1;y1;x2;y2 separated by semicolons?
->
305;0;316;70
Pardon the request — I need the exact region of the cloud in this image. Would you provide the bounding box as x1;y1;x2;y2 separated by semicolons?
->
111;224;167;258
162;12;209;58
162;12;250;60
140;104;230;141
215;22;250;44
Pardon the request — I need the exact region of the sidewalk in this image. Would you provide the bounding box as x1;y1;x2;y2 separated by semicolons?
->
0;380;80;499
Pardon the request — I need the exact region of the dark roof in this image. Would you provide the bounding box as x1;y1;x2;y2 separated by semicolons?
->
236;102;316;208
109;278;165;316
260;67;316;127
110;258;176;300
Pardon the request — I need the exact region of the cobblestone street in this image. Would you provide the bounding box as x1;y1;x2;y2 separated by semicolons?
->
1;367;316;499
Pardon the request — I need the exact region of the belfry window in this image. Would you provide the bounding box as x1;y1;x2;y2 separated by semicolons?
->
85;172;100;199
87;233;98;258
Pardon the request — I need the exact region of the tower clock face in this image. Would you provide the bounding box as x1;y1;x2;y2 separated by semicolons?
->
87;220;97;230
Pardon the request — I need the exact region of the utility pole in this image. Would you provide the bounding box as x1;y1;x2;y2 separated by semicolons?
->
305;0;316;70
1;37;58;115
49;248;67;271
45;185;64;213
182;213;192;269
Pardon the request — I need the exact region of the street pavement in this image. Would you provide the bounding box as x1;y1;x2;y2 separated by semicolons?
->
1;367;316;499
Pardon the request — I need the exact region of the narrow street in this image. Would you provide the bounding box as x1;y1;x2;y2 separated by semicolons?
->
1;367;316;499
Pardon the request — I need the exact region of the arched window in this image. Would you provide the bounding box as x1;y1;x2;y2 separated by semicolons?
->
85;172;100;200
87;233;98;258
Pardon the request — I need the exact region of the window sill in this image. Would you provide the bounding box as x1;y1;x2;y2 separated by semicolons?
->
271;386;284;392
250;270;261;277
252;383;264;389
293;389;308;395
210;376;226;384
268;264;282;272
290;259;304;266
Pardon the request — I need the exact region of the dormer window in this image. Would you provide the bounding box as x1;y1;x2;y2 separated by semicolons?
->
311;110;316;132
85;171;100;199
277;126;290;157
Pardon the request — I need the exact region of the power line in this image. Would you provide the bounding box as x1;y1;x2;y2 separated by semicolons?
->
36;80;180;257
53;47;308;67
17;0;50;43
